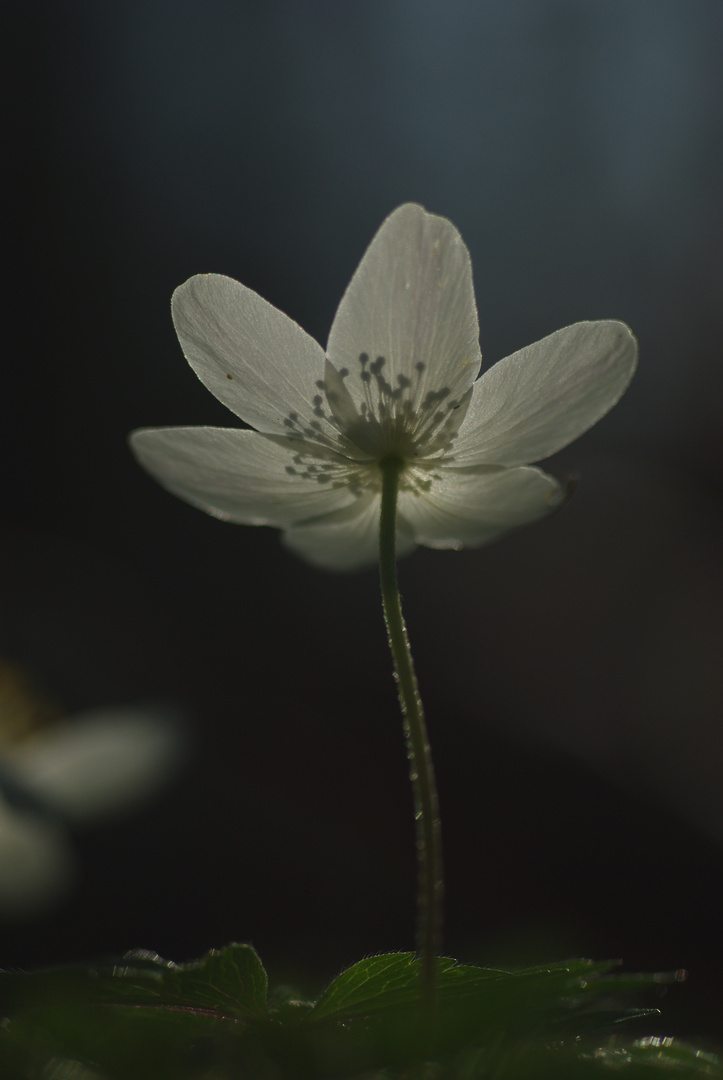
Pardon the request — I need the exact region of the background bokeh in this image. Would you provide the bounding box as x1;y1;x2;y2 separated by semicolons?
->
5;0;723;1041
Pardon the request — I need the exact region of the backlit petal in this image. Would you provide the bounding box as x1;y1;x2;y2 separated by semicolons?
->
284;494;416;572
130;427;360;527
134;208;637;572
0;795;75;915
452;321;637;466
399;465;561;549
172;274;331;437
327;204;482;425
6;707;184;823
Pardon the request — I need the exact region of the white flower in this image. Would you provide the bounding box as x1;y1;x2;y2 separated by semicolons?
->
0;680;184;916
131;204;637;571
4;705;184;823
0;792;74;917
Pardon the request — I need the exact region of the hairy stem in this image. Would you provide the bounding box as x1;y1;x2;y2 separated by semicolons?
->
378;456;444;1001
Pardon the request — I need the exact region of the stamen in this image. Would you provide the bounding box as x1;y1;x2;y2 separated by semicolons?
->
280;356;469;503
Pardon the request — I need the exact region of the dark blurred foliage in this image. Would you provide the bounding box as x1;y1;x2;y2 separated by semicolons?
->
4;0;723;1043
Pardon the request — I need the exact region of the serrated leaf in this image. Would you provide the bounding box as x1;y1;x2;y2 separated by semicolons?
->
576;1037;722;1077
310;953;427;1019
454;1038;722;1079
308;953;619;1024
0;949;719;1080
119;943;269;1019
0;943;267;1022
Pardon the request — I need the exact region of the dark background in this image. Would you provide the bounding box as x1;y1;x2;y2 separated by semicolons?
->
4;0;723;1041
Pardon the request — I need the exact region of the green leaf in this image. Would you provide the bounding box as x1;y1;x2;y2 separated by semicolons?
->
0;1001;244;1080
449;1038;722;1079
304;954;715;1075
115;943;269;1019
0;942;267;1022
310;952;425;1019
0;944;270;1080
0;948;719;1080
626;1037;721;1074
309;953;619;1024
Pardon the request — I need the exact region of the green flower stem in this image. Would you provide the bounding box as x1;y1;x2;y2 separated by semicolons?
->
378;456;443;1001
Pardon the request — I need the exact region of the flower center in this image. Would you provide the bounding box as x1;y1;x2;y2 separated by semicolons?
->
325;352;470;458
276;352;471;499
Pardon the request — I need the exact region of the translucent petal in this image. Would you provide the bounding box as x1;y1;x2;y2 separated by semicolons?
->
172;274;333;437
283;494;416;572
399;465;561;549
130;427;361;527
6;706;185;823
0;795;75;915
451;321;637;466
326;204;482;428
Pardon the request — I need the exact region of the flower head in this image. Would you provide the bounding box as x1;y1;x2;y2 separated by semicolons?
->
0;660;185;915
131;204;636;571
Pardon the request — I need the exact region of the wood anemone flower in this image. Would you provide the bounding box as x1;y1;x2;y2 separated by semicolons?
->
131;204;637;571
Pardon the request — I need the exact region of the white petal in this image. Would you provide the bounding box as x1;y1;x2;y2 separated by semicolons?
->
0;795;75;915
451;321;637;466
326;204;482;424
399;465;561;549
283;494;416;572
172;274;333;437
130;427;362;527
6;706;184;823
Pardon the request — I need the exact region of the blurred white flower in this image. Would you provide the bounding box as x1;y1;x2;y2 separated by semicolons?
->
0;663;184;917
4;706;183;823
0;791;74;917
131;203;636;571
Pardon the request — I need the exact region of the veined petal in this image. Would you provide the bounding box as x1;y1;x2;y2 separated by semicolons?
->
283;494;416;572
326;204;482;427
399;465;561;549
130;427;361;528
172;274;332;437
452;321;637;467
